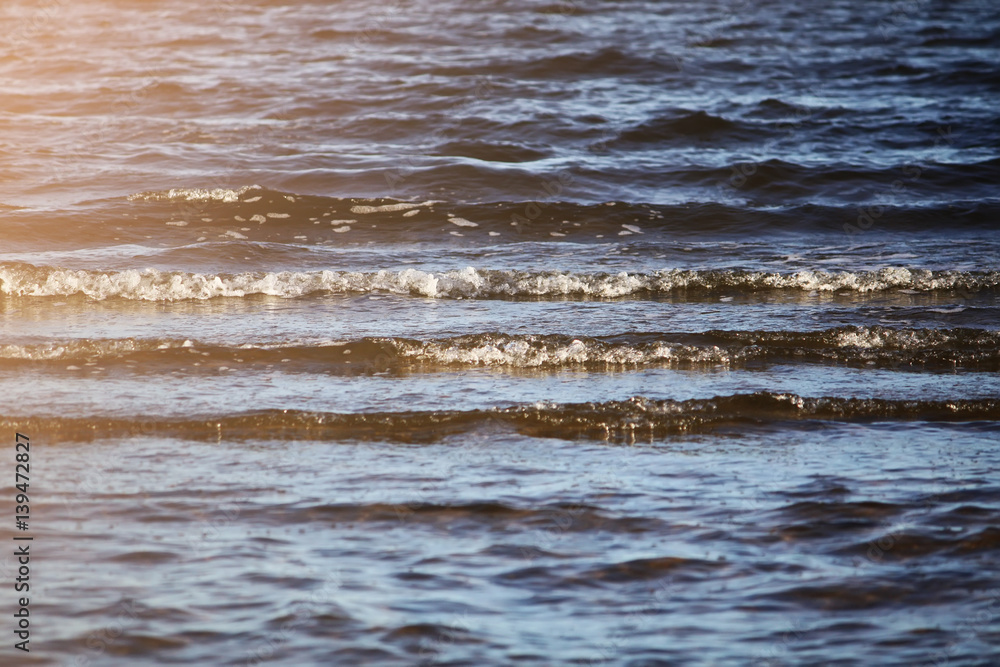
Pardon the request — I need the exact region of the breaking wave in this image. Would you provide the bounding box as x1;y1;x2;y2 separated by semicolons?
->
3;327;999;372
2;263;997;301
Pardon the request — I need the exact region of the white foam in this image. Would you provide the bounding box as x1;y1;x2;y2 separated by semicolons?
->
834;329;889;348
0;338;185;360
129;185;261;203
350;201;431;214
392;337;730;368
0;265;995;302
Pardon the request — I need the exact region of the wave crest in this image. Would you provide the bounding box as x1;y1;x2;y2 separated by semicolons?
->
4;393;998;444
2;264;996;301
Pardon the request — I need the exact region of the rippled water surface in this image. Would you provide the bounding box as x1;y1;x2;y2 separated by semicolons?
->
1;0;998;665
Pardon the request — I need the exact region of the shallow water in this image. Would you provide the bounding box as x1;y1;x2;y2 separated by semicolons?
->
1;0;999;665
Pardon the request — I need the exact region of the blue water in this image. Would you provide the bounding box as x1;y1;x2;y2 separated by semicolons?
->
0;0;998;664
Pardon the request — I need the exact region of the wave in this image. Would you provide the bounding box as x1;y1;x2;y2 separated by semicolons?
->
1;263;996;301
4;327;999;372
234;500;668;536
432;140;551;163
430;47;669;79
5;393;998;443
6;188;1000;250
613;111;744;144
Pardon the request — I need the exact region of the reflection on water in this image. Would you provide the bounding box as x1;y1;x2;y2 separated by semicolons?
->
1;0;998;664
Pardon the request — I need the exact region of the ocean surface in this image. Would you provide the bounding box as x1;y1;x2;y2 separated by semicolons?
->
1;0;999;664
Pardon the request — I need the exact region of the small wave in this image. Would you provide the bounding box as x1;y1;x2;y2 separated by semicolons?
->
432;140;551;163
240;500;659;536
749;98;816;118
5;327;998;373
614;110;743;144
1;264;996;301
835;527;1000;561
10;190;1000;251
5;393;999;444
389;327;1000;371
433;47;667;79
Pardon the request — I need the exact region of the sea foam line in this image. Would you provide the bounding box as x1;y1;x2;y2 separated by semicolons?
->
0;264;996;301
2;328;997;371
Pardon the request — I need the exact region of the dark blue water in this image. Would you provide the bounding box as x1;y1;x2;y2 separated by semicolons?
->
1;0;998;664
